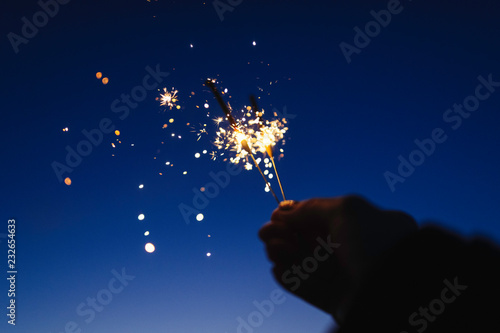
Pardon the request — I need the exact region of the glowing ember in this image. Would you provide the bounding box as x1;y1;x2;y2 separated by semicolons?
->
157;87;179;110
145;243;155;253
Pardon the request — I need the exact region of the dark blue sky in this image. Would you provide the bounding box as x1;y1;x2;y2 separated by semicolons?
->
1;0;500;332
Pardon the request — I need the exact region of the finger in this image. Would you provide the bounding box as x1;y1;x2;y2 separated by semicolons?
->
264;238;298;264
258;221;295;242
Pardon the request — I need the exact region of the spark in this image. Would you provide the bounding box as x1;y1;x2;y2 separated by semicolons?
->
145;243;155;253
157;87;179;110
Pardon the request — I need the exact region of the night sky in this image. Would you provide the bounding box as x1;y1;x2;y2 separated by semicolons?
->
1;1;500;332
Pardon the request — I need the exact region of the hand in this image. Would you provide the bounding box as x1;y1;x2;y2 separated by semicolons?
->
258;195;418;322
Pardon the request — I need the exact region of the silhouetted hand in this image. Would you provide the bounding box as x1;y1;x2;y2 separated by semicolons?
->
258;195;417;323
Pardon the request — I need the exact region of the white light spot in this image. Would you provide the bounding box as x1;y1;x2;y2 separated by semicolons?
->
203;150;207;154
264;170;269;175
166;161;170;165
206;252;211;257
268;173;274;179
183;171;187;175
252;41;256;46
144;231;150;236
195;153;200;158
138;214;145;221
204;103;209;109
145;243;155;253
196;213;204;222
264;185;270;192
264;158;269;164
190;44;193;48
139;184;144;189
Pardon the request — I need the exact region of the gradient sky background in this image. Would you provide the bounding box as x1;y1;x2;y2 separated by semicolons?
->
1;0;500;332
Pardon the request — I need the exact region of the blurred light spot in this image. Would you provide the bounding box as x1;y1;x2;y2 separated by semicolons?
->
96;72;102;79
145;243;155;253
115;130;120;136
64;177;72;186
196;213;204;222
206;252;211;257
183;171;187;175
195;153;200;158
144;231;150;236
200;187;205;192
169;118;174;123
138;214;145;221
268;173;274;179
102;77;109;85
139;184;144;189
252;41;256;46
203;150;207;154
264;185;270;192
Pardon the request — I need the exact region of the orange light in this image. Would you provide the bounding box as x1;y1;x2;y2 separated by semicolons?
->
96;72;102;79
64;177;72;186
102;77;109;85
115;130;120;136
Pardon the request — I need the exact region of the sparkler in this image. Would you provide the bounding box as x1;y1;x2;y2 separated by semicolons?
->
249;95;287;201
157;87;179;110
205;79;287;204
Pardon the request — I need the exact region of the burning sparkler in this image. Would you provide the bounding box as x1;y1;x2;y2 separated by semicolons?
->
157;87;180;110
205;79;288;204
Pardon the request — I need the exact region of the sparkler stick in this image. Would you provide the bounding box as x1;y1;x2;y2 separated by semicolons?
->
241;140;280;204
205;80;238;128
206;80;281;204
250;95;287;201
